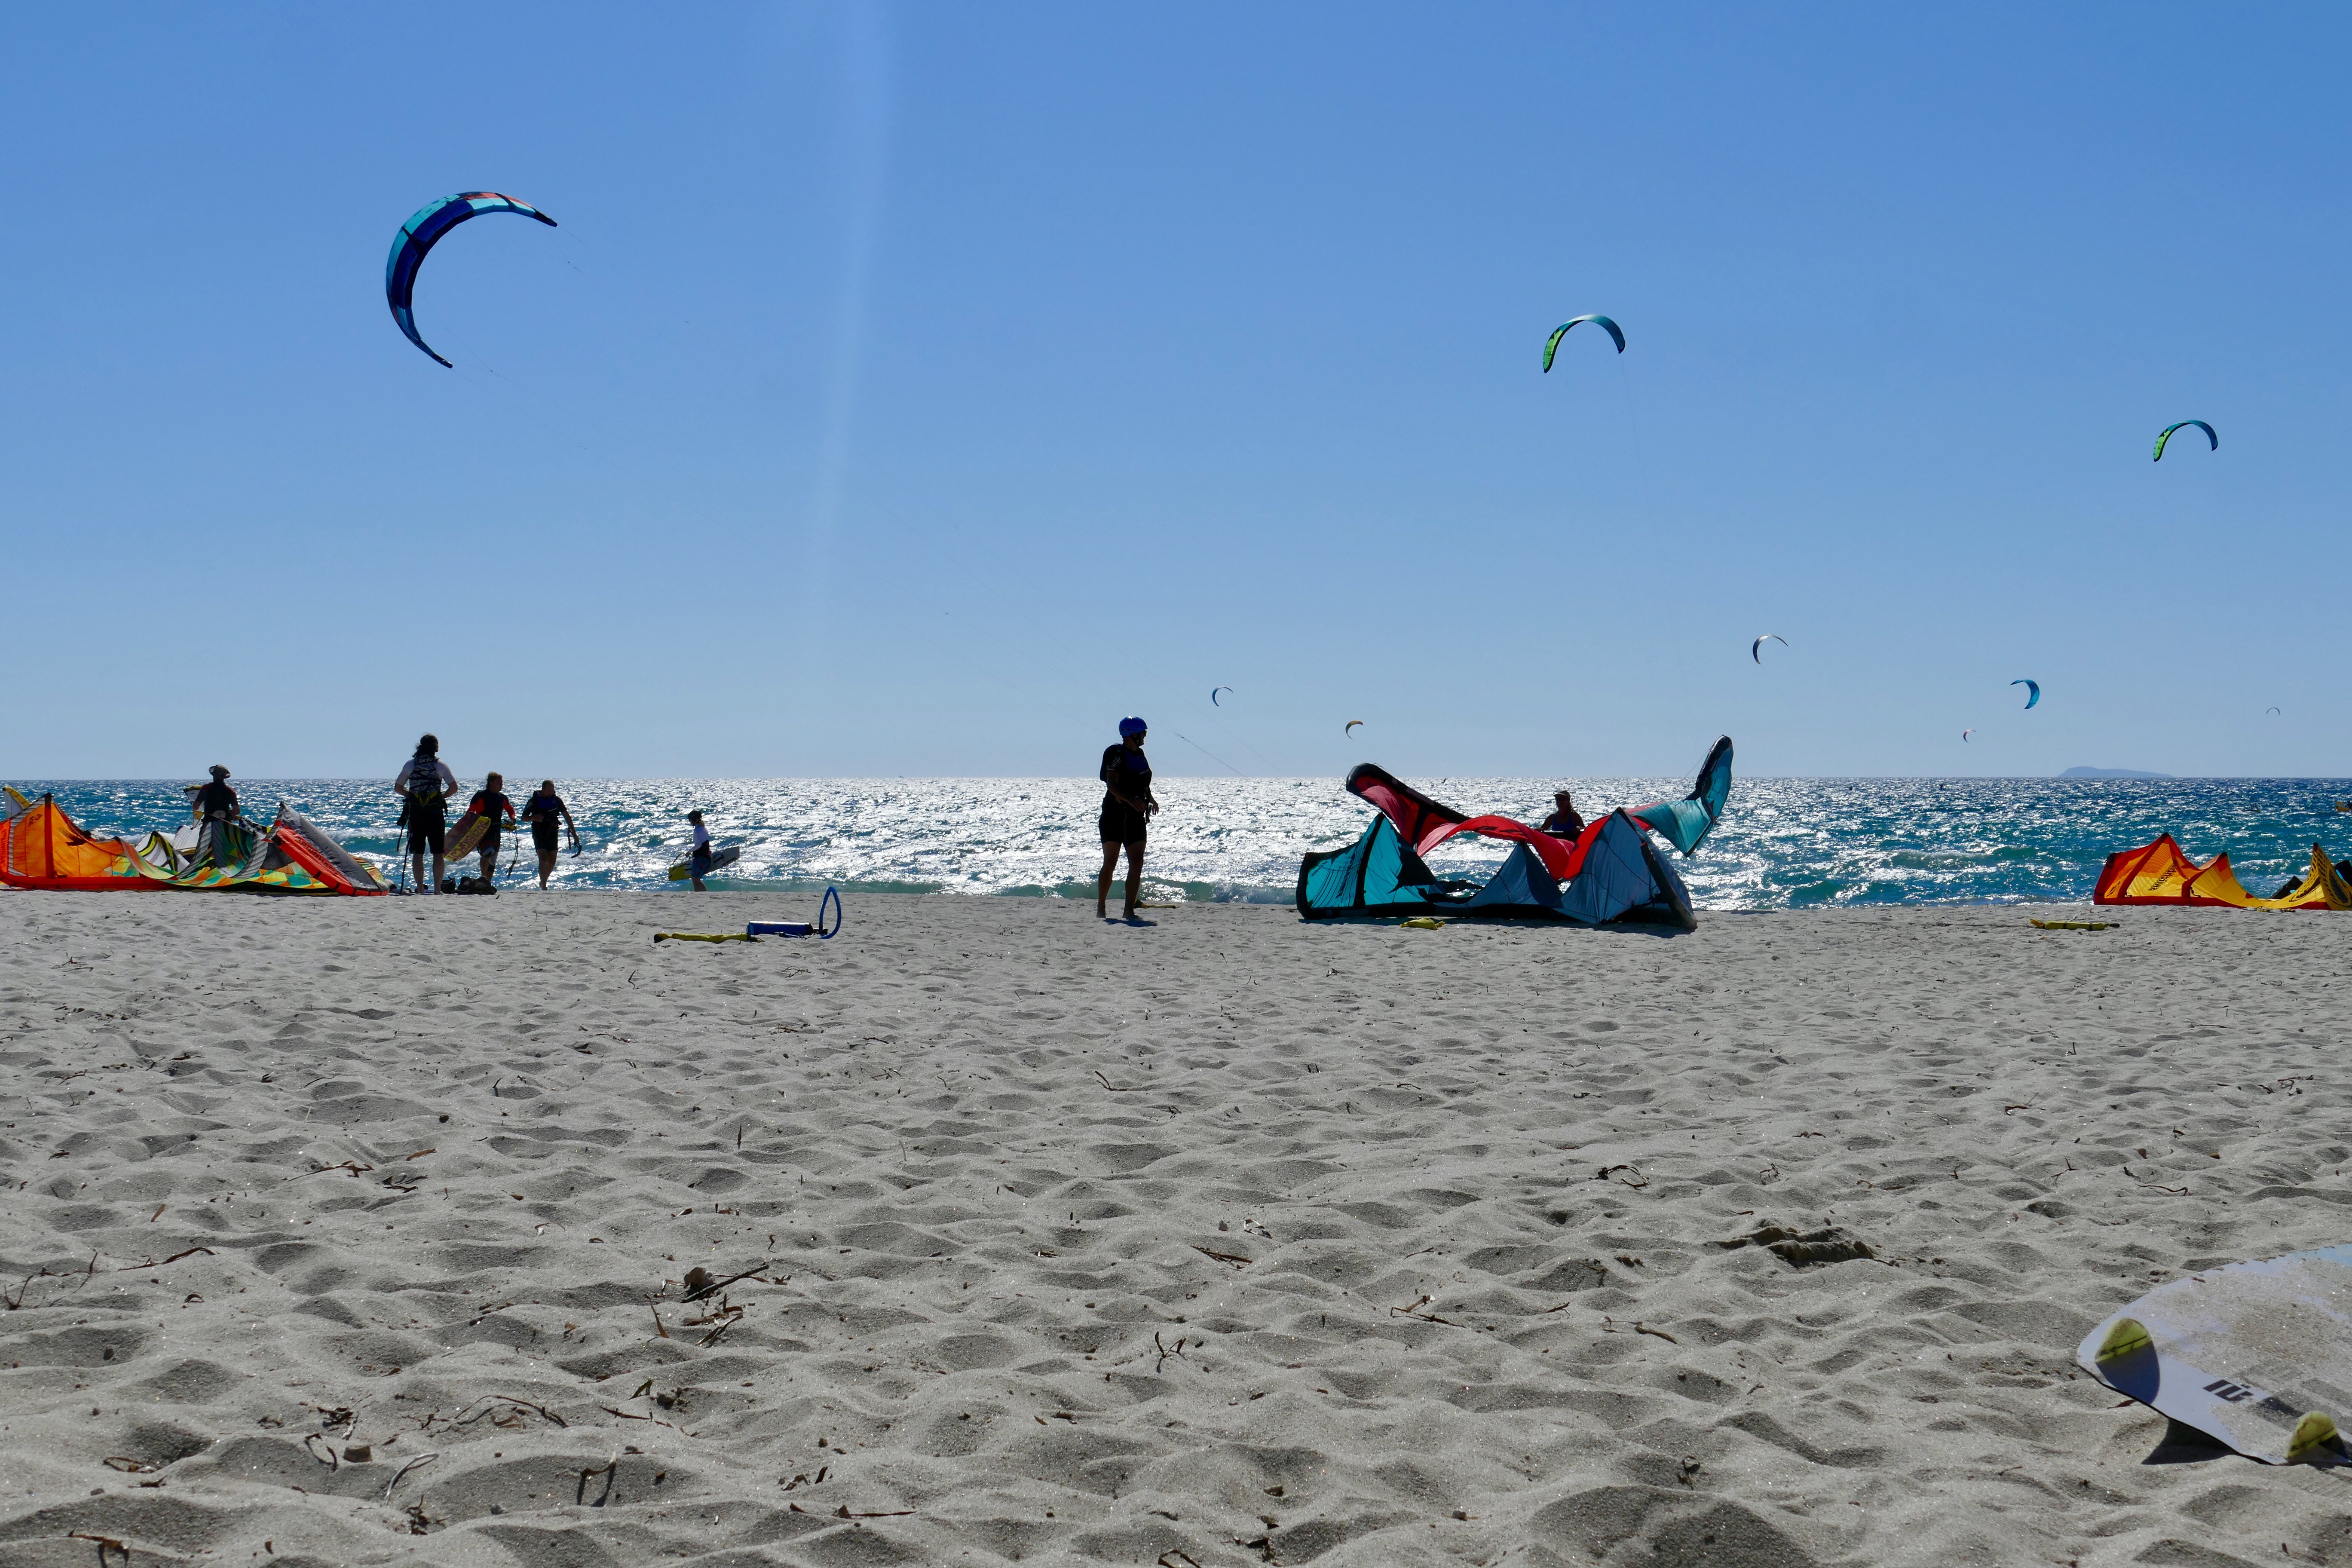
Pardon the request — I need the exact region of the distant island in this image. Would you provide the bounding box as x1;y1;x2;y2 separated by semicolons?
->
2060;766;2174;780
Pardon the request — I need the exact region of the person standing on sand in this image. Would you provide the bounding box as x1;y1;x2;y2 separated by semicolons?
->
190;765;241;864
394;734;460;894
522;780;579;889
1096;717;1158;921
686;809;714;891
465;772;519;886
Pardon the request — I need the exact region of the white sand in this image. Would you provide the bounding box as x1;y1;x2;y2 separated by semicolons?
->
4;891;2351;1567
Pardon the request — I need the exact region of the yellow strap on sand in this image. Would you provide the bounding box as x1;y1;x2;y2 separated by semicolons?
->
653;932;760;944
1401;916;1446;929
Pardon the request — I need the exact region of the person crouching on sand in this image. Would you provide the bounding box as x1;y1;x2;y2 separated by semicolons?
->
1097;717;1158;921
687;809;714;891
467;772;518;886
394;733;459;894
522;780;579;889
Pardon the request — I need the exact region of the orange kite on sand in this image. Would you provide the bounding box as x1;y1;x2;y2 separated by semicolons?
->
2093;835;2350;910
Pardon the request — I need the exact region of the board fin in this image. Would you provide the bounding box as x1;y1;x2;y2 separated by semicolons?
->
2095;1317;2153;1363
2287;1410;2340;1463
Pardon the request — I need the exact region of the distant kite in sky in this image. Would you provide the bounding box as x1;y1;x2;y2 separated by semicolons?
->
2267;705;2282;715
1210;686;1234;706
1961;729;1974;743
2013;680;2041;709
1752;633;1787;664
386;192;559;367
2153;420;2217;462
1344;720;1365;736
1542;315;1625;371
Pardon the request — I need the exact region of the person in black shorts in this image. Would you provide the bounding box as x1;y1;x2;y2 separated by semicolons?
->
465;772;519;886
522;780;579;889
1096;717;1158;921
394;734;459;894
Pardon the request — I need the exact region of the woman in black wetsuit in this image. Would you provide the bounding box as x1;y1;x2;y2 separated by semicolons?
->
1096;717;1159;921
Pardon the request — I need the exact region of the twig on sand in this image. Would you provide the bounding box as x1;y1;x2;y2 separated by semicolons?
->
651;1306;670;1339
1093;1071;1141;1093
833;1505;914;1518
2124;1168;2189;1195
69;1533;129;1565
383;1452;439;1499
1390;1294;1460;1327
116;1247;215;1273
577;1456;619;1507
597;1406;682;1430
454;1395;567;1429
1154;1332;1191;1372
682;1265;771;1302
1192;1245;1253;1268
302;1434;340;1472
1596;1164;1649;1190
1160;1553;1204;1568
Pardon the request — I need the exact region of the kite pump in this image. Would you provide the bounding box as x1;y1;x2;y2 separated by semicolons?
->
747;886;842;940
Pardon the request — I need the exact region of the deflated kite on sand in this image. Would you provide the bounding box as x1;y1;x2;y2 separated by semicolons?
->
0;793;386;895
2093;834;2351;910
1297;737;1732;929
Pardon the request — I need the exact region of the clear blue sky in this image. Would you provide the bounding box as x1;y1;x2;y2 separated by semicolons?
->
6;4;2346;780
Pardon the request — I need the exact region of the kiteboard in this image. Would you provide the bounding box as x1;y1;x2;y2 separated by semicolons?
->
668;845;739;882
446;807;493;861
2076;1245;2352;1465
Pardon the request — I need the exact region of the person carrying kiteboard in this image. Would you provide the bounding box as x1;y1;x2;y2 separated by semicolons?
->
521;779;580;890
1096;717;1159;922
460;772;519;888
393;733;460;895
686;809;714;891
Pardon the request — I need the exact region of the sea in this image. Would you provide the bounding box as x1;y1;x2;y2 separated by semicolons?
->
14;775;2352;911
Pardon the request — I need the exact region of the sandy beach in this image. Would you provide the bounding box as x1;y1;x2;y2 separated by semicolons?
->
3;891;2349;1567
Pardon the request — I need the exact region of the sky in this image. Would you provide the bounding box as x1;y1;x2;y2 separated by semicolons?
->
5;3;2349;781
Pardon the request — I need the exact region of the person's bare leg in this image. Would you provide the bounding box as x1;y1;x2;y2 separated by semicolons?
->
538;848;556;889
410;850;426;892
432;852;447;891
1122;841;1144;918
1096;840;1121;917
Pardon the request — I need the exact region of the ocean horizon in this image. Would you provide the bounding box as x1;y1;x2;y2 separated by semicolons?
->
11;774;2350;910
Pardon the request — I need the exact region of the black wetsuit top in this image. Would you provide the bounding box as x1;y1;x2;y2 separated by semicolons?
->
193;781;238;820
1099;744;1152;840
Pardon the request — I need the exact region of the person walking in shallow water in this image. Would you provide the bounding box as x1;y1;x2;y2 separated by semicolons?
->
686;809;714;891
1096;717;1158;921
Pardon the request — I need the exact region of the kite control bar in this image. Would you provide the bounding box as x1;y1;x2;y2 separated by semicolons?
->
747;886;841;941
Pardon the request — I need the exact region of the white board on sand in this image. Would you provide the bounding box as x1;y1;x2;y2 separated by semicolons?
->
2076;1245;2352;1465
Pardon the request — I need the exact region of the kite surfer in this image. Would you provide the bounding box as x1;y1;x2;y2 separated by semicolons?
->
394;734;460;895
522;779;579;889
686;809;713;891
466;772;519;887
1097;717;1159;922
1539;788;1586;839
191;765;242;864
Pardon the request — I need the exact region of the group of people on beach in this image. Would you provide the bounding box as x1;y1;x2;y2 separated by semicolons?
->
392;735;579;892
195;723;1589;903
